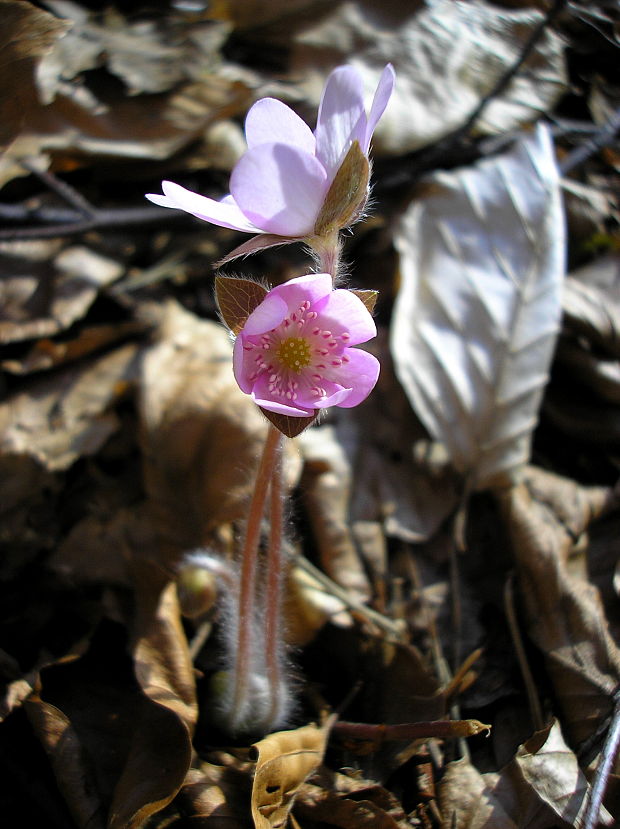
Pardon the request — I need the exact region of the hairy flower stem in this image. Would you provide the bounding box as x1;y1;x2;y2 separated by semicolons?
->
265;433;285;727
232;423;283;724
311;232;342;281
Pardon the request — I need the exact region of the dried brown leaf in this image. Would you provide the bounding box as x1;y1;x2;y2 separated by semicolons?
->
250;720;333;829
330;331;461;543
215;275;268;335
0;244;123;345
0;0;70;149
0;342;139;471
351;290;378;315
298;424;371;601
108;561;198;829
563;256;620;359
296;769;411;829
2;321;146;375
172;762;253;828
439;720;613;827
25;693;107;829
497;469;620;752
1;73;251;187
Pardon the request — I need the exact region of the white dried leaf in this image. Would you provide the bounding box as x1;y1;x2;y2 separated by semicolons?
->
293;0;567;154
391;125;565;490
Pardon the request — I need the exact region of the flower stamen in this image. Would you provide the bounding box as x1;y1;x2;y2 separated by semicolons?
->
276;337;312;373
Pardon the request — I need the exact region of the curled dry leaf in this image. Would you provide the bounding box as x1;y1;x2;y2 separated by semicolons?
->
0;342;139;471
0;244;123;345
391;125;565;490
298;424;371;602
25;693;107;829
108;560;198;829
439;719;613;827
168;761;253;827
250;719;334;829
0;0;70;149
497;468;620;753
296;766;415;829
38;0;195;101
562;256;620;359
345;330;461;543
284;563;351;646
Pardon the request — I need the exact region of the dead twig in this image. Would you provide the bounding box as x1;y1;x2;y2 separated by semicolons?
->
560;105;620;175
0;162;188;241
581;687;620;829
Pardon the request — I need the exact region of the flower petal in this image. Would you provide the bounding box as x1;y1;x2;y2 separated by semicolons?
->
252;394;314;417
245;98;316;154
324;347;380;407
251;373;314;416
243;293;288;335
312;288;376;344
146;182;262;233
233;336;254;394
230;144;328;236
315;385;353;408
315;66;366;181
271;272;333;311
362;64;395;152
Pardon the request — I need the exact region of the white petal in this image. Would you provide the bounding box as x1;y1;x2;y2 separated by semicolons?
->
315;66;366;181
147;181;262;233
245;98;316;154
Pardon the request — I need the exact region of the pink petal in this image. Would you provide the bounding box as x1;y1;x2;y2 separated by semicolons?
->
313;289;376;344
252;395;314;417
324;348;380;407
315;66;366;181
316;385;353;408
233;336;253;394
250;373;314;416
271;272;333;311
245;98;316;154
362;64;395;152
146;182;262;233
230;144;328;236
289;373;351;410
243;293;288;335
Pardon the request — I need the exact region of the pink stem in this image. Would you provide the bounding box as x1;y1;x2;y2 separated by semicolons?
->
265;432;285;726
232;423;282;721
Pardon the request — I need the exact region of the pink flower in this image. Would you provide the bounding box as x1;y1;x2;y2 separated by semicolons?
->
146;64;394;239
233;273;379;417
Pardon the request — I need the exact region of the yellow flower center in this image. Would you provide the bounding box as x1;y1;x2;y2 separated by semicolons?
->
276;337;311;373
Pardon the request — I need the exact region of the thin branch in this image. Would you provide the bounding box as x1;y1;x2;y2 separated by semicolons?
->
560;105;620;175
504;573;545;732
581;688;620;829
20;158;95;216
455;0;568;141
0;205;185;241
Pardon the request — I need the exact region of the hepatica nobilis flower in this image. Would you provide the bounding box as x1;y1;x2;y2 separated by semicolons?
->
230;273;379;419
146;64;394;251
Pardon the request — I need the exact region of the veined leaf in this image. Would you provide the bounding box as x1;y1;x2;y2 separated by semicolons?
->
391;125;565;490
215;275;268;335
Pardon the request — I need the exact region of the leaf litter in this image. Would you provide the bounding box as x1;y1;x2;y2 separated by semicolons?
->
1;1;620;828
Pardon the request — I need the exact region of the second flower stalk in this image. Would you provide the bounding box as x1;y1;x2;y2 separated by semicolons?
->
214;272;380;734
